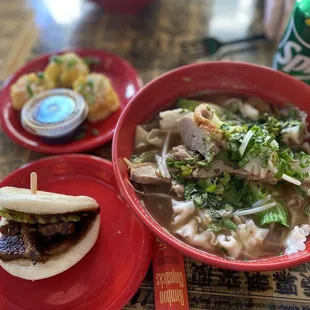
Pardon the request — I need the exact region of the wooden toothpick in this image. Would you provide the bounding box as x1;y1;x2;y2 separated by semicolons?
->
30;172;37;194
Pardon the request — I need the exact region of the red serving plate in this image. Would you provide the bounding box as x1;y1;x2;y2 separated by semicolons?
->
0;155;151;310
0;49;142;154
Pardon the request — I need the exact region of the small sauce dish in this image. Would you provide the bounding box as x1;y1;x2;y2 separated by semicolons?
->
21;89;88;144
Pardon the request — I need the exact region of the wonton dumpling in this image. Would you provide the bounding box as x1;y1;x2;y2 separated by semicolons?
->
10;72;52;110
175;219;198;239
159;109;189;132
190;230;218;252
217;235;243;258
73;73;120;123
285;224;310;255
44;52;89;88
171;200;195;225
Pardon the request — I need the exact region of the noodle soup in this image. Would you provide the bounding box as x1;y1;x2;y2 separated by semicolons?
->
125;94;310;260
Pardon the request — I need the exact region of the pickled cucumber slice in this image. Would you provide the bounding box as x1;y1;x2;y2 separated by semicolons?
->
0;210;81;224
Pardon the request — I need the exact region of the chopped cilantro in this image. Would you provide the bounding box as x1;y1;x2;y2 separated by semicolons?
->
216;151;230;163
223;189;239;205
67;59;78;68
50;55;63;65
184;182;197;201
37;72;44;80
87;80;94;89
193;194;203;208
92;128;100;136
26;84;33;97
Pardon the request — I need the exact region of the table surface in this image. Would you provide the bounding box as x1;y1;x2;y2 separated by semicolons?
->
1;0;309;309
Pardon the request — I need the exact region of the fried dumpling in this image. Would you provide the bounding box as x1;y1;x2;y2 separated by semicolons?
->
73;73;120;123
10;72;52;110
44;52;89;88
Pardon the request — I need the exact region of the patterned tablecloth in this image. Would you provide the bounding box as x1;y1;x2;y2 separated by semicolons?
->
0;0;309;309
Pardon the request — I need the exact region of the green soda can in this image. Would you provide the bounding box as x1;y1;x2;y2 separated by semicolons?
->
273;0;310;84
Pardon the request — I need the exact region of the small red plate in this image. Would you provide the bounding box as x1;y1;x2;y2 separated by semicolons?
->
0;49;142;154
0;155;151;310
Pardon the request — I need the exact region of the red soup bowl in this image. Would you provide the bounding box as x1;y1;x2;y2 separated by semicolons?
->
112;62;310;271
92;0;156;14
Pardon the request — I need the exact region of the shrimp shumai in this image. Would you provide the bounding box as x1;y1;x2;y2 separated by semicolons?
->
126;94;310;260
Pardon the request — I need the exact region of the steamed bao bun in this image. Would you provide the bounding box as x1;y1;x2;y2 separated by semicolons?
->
10;72;53;110
44;52;89;88
73;73;120;123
